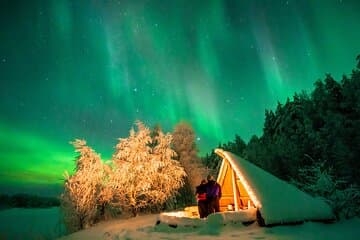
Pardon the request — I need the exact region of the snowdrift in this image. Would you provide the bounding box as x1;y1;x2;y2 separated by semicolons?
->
157;207;257;228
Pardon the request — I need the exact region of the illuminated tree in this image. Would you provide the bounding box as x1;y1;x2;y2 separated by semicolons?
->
151;131;187;206
110;121;186;216
61;139;108;233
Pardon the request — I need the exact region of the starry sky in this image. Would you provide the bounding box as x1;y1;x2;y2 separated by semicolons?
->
0;0;359;195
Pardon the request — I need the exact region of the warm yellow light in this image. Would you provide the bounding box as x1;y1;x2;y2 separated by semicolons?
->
162;206;199;218
215;149;262;208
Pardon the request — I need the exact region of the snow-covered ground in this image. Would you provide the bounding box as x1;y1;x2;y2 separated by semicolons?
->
57;213;360;240
0;207;65;239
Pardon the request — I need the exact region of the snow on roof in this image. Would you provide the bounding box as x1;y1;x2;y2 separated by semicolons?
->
215;149;334;225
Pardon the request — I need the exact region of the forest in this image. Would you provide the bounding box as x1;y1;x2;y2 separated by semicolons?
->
203;56;360;219
0;193;59;210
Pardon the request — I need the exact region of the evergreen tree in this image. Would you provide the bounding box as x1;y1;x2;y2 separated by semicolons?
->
291;157;360;219
203;135;247;177
224;135;247;157
202;143;223;175
244;135;265;168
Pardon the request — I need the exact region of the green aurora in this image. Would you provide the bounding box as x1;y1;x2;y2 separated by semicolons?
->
0;0;359;194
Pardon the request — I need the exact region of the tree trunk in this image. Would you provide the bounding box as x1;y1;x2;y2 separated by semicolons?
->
131;206;138;217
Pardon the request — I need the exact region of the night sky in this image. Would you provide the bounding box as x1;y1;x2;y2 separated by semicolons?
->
1;0;359;195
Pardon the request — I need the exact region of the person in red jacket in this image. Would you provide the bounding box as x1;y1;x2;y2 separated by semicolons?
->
195;179;208;218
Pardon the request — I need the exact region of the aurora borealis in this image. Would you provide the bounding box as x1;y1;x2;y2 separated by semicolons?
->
1;0;359;195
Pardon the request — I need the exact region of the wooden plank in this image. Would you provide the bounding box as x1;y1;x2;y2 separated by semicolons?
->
231;169;239;211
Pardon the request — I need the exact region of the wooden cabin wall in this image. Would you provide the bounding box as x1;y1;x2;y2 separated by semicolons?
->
218;160;255;211
236;179;254;209
219;161;235;211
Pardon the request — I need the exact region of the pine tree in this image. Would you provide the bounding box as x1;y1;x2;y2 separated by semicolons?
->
291;157;360;219
202;144;223;176
245;135;267;168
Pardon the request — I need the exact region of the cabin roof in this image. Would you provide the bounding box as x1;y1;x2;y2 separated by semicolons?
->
215;149;334;225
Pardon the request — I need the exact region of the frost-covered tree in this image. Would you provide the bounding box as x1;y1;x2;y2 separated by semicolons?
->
110;121;186;216
61;139;109;233
172;122;208;193
291;157;360;219
151;131;187;208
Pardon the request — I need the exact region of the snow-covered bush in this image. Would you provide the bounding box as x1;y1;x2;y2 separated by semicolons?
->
110;121;186;216
291;159;360;219
61;139;109;233
327;184;360;219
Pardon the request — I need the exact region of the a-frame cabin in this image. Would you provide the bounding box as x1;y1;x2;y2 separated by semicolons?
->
216;151;255;212
215;148;334;225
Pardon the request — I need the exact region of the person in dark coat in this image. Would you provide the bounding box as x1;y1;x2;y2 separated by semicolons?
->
195;179;208;218
206;175;222;214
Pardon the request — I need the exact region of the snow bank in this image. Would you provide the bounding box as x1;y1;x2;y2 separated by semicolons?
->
207;208;257;225
157;211;206;228
157;207;257;230
57;213;360;240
